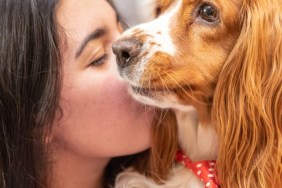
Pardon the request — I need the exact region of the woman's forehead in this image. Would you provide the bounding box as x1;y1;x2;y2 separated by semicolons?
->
56;0;116;57
57;0;115;32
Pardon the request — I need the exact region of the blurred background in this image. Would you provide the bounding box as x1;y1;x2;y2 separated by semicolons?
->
112;0;155;27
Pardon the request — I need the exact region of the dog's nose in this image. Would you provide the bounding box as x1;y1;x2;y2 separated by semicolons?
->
112;38;142;68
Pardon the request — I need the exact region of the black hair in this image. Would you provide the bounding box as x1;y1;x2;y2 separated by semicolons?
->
0;0;60;187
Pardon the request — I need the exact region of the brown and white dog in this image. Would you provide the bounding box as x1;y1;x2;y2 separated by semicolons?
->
113;0;282;187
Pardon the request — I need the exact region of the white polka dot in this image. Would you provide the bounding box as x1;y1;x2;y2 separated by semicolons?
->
208;168;214;171
197;170;202;175
196;163;202;168
209;162;215;166
208;174;214;178
206;182;211;187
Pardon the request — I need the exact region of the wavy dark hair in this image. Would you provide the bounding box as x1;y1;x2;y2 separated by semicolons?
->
0;0;61;187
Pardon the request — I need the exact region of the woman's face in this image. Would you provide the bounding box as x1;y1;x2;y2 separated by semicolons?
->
52;0;153;158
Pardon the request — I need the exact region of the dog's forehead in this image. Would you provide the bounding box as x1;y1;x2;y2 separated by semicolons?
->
155;0;199;9
155;0;175;9
156;0;241;10
154;0;181;15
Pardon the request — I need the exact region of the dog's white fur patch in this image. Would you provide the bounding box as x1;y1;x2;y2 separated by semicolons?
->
115;166;204;188
120;0;182;85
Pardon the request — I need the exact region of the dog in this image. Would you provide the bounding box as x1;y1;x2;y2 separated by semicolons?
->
113;0;282;187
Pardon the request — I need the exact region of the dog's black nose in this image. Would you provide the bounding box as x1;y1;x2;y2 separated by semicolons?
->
112;38;142;68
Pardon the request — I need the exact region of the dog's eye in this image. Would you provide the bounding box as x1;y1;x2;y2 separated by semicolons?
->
198;4;219;22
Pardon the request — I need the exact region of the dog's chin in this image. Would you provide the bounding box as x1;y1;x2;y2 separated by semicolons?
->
129;86;197;111
128;86;167;108
128;86;193;111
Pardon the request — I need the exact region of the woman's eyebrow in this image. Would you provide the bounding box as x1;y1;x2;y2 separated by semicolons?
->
75;27;108;59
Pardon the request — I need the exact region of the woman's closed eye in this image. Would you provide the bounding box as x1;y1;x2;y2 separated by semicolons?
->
90;53;109;67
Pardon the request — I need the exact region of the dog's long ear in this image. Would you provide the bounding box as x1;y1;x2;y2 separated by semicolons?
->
213;0;282;187
148;109;178;182
133;109;178;183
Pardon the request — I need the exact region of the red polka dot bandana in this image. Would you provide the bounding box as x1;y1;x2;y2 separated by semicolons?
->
176;150;220;188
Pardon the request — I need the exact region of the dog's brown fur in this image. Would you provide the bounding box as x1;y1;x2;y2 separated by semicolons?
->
120;0;282;187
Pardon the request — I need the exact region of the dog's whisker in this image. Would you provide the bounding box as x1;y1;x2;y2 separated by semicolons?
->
157;108;169;127
163;70;208;105
156;71;170;95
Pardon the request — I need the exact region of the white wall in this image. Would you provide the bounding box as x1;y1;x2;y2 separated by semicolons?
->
112;0;155;27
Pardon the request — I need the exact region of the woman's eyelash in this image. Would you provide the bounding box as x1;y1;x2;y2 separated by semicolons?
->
90;53;109;66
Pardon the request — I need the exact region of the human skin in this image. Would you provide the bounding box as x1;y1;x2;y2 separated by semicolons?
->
48;0;154;187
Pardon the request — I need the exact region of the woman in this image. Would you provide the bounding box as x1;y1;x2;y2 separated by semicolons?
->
0;0;154;187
